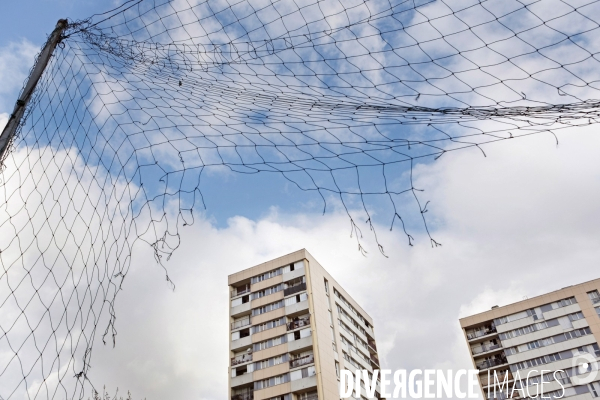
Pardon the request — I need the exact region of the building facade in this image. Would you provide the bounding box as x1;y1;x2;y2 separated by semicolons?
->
228;249;383;400
460;279;600;400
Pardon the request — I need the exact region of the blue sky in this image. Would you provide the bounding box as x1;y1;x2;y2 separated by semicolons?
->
0;0;103;48
0;0;339;228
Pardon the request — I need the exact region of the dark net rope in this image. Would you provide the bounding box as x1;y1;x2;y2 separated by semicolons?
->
1;0;600;398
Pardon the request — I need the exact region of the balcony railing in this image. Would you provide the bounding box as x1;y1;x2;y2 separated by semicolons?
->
357;341;369;354
472;343;501;355
368;338;377;351
345;356;359;370
467;327;497;340
232;286;251;298
231;393;253;400
288;317;310;331
284;282;307;297
476;357;508;370
370;354;380;366
231;318;251;330
300;392;318;400
231;354;253;366
290;354;315;368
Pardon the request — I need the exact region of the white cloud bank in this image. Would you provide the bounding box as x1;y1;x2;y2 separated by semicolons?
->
86;125;600;399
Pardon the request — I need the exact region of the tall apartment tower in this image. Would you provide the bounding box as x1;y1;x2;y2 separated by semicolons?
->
460;278;600;400
228;249;383;400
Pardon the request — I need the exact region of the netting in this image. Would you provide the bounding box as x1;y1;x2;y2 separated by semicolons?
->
1;0;600;398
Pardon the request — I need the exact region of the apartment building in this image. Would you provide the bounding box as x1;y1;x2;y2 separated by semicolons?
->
228;249;383;400
460;278;600;400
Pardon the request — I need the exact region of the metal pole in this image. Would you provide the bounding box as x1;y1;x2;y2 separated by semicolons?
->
0;19;68;167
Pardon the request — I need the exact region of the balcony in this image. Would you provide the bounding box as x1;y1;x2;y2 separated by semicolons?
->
231;353;253;366
288;335;313;352
284;282;307;297
288;317;310;331
231;393;253;400
231;301;251;318
476;357;508;370
286;299;309;315
291;375;317;392
231;335;252;351
472;343;502;355
467;327;497;341
368;338;377;351
290;354;315;369
232;318;251;330
356;340;369;353
232;285;251;298
344;355;360;370
299;392;318;400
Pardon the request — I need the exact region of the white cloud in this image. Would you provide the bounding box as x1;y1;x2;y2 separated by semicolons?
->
2;2;600;399
82;125;600;399
2;124;598;400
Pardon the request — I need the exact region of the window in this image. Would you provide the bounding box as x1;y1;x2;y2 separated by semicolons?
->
558;297;577;307
231;295;250;307
496;299;576;326
527;340;541;350
570;327;592;338
252;300;284;316
513;351;563;371
499;319;561;340
251;267;283;284
588;290;600;304
233;387;254;398
232;328;251;341
252;317;285;334
569;311;585;321
232;283;250;297
324;278;329;294
335;361;340;378
253;334;287;351
288;328;311;342
231;316;251;330
333;288;367;326
298;392;317;400
232;364;253;377
254;373;290;390
284;293;308;306
250;263;301;284
554;370;569;385
336;305;368;336
251;283;284;300
254;354;288;371
596;307;600;317
266;395;292;400
290;366;316;381
286;261;304;273
526;309;539;320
